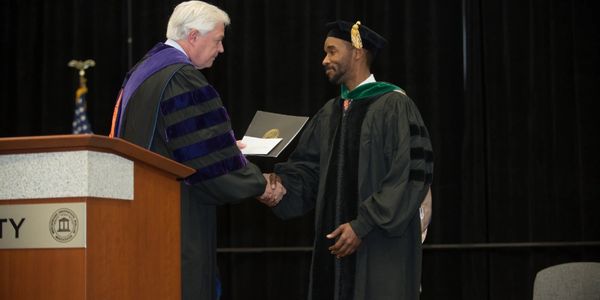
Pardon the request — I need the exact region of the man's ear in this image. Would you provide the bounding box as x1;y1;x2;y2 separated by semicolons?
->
353;47;366;61
187;29;198;43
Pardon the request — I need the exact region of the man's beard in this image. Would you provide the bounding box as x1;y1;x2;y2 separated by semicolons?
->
326;66;346;85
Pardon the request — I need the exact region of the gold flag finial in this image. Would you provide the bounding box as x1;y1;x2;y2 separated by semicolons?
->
351;21;363;49
68;59;95;90
68;59;96;78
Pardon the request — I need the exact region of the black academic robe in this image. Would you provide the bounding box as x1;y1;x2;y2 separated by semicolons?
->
274;90;433;300
117;49;266;300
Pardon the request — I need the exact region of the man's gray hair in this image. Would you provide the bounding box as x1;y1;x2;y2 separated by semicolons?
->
166;1;230;40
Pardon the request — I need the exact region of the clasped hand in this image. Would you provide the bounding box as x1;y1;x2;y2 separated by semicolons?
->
257;173;286;207
236;141;286;207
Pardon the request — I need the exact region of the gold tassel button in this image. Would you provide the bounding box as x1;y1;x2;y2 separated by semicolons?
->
351;21;363;49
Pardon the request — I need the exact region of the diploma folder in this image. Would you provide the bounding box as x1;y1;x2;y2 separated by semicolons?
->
242;110;309;157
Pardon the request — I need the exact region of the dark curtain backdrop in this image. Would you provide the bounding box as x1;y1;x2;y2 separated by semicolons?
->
1;0;598;299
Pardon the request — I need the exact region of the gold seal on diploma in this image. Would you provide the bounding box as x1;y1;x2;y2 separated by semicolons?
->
262;129;280;138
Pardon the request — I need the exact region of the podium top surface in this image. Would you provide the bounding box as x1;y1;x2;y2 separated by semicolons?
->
0;134;195;179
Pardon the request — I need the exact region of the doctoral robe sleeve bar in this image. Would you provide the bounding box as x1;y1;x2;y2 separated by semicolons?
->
158;67;265;203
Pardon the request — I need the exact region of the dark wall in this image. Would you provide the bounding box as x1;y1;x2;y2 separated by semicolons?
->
1;1;599;299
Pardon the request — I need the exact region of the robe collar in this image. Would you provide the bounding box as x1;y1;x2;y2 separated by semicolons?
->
114;43;191;137
340;74;404;100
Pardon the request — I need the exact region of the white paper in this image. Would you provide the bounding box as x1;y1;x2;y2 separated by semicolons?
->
240;136;283;155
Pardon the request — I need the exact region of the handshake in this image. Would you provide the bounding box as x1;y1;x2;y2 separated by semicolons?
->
236;141;286;207
257;173;287;207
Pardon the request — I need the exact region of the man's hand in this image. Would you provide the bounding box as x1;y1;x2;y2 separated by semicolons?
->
236;140;246;150
327;223;361;258
257;173;286;207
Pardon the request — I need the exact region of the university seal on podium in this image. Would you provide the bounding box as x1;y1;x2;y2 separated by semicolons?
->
49;208;79;243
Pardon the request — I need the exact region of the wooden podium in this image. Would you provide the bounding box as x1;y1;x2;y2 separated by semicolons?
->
0;134;194;300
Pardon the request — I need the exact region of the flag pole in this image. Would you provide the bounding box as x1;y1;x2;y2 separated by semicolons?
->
68;59;95;134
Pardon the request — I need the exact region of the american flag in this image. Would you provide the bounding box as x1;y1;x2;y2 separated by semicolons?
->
72;84;93;134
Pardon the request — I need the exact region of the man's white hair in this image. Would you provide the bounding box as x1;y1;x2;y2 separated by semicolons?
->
166;1;230;40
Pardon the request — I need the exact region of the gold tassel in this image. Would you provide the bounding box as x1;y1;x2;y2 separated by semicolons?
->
351;21;363;49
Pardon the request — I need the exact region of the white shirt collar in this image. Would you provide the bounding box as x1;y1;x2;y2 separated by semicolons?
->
356;74;376;88
165;39;188;57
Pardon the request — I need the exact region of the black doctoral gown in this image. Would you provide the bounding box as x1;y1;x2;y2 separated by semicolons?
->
274;90;433;300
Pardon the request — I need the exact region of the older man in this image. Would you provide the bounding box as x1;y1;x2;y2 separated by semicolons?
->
109;2;272;299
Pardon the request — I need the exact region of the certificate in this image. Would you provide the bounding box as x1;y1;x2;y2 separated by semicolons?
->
241;110;309;157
